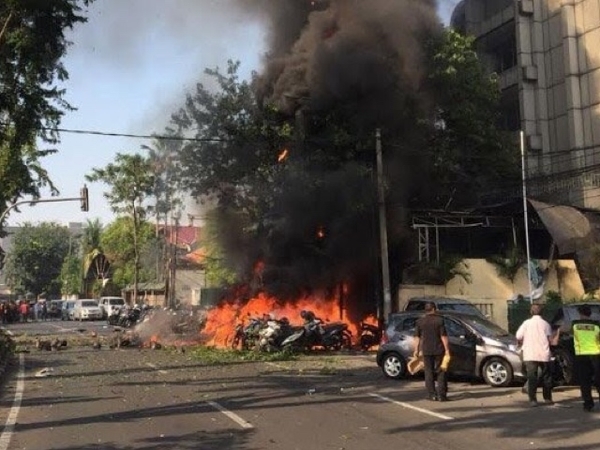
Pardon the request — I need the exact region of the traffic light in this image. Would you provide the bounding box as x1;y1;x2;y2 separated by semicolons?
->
80;185;89;212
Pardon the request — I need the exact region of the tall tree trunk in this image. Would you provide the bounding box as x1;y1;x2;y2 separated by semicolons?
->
132;200;139;305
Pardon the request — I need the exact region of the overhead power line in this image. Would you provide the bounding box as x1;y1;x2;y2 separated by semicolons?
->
44;127;227;143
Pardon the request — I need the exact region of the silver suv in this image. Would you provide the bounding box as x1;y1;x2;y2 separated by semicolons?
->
376;311;525;387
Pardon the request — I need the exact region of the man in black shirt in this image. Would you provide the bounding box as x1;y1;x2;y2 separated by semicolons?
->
413;302;451;401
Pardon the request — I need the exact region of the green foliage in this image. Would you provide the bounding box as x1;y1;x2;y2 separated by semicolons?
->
187;345;298;364
100;217;157;289
0;0;94;227
3;222;71;297
87;153;156;300
142;137;184;223
486;247;524;283
422;29;520;208
545;290;564;306
60;254;82;296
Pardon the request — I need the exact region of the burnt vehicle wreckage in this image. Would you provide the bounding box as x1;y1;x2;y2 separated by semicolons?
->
230;310;355;353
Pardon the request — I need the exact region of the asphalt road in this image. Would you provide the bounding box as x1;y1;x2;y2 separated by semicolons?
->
0;329;599;450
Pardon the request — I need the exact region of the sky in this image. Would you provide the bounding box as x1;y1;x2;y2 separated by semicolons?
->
6;0;459;228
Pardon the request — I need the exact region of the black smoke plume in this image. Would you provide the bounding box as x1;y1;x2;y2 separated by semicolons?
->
215;0;443;314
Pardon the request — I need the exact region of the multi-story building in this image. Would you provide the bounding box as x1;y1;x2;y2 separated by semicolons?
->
451;0;600;208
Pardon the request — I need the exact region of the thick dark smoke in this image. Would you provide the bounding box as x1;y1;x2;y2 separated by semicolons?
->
243;0;442;125
213;0;444;314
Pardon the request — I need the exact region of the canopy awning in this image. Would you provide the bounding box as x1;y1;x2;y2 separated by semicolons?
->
529;199;594;255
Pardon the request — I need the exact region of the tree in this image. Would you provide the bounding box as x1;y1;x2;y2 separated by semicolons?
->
86;154;155;303
100;217;157;290
80;218;109;296
169;35;519;301
3;222;71;297
0;0;94;229
60;253;82;296
422;29;520;209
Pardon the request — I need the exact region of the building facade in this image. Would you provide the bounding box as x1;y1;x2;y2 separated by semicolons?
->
452;0;600;208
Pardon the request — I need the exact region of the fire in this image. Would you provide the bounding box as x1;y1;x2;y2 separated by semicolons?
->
277;149;289;162
201;288;363;348
316;225;325;239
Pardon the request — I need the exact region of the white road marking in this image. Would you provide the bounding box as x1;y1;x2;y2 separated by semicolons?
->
207;401;254;429
369;393;454;421
145;362;168;374
0;354;25;450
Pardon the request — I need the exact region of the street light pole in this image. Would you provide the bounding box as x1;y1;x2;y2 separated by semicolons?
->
376;129;392;322
520;131;533;301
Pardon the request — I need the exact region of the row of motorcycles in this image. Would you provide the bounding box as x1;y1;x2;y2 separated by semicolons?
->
231;310;382;353
107;305;151;328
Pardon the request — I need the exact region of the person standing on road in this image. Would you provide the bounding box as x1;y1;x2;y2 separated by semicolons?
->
515;303;554;407
413;302;451;402
572;304;600;412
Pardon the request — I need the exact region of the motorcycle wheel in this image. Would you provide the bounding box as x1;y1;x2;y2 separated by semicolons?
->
342;331;353;350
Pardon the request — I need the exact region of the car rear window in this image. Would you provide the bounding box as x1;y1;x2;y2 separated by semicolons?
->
109;299;124;306
81;301;98;307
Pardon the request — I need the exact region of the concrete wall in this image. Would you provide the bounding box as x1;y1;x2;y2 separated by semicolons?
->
397;258;585;330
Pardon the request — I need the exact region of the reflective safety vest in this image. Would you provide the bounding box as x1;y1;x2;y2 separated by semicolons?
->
572;319;600;356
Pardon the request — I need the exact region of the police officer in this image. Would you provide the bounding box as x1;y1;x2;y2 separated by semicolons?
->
572;304;600;412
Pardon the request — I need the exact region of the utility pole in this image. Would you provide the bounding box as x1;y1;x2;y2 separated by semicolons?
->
376;129;392;323
168;215;179;308
520;131;533;301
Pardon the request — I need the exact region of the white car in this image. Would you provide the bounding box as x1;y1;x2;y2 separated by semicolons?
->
72;299;103;321
98;296;126;319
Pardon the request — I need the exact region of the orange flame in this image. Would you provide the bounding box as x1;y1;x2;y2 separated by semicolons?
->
316;225;325;239
277;149;289;162
201;287;362;348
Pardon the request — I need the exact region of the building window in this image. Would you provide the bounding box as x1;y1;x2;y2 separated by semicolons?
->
483;0;513;21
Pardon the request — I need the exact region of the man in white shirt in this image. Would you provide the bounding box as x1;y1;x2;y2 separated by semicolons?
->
515;303;554;407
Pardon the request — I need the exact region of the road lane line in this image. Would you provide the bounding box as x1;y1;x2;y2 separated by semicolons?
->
145;362;168;374
206;401;254;429
368;393;453;421
0;354;25;450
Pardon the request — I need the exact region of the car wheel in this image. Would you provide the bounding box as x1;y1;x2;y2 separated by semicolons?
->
381;352;407;380
552;347;574;385
482;357;513;387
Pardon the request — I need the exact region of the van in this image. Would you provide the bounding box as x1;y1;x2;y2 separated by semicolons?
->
61;300;76;321
99;296;126;319
72;299;103;321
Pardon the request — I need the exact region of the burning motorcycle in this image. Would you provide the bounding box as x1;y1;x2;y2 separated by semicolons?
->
280;310;351;352
319;321;353;351
256;317;295;352
358;322;381;351
231;316;265;350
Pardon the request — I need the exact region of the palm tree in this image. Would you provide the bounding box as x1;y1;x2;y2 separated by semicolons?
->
81;218;109;297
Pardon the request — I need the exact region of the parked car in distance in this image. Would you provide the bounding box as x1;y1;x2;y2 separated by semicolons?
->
72;299;103;321
99;296;126;319
61;300;76;321
403;296;487;319
547;302;600;385
377;311;525;387
48;300;64;319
